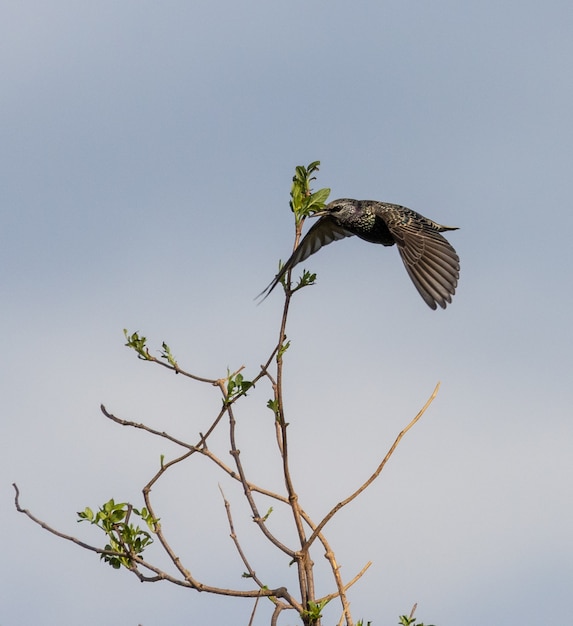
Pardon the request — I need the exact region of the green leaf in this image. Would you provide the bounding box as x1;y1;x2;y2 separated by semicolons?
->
77;507;94;522
160;342;178;367
224;370;254;404
277;340;291;358
303;598;330;620
307;187;331;208
290;270;316;294
267;398;279;415
262;507;273;521
123;330;151;360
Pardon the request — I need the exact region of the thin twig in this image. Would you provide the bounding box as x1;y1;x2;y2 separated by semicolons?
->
247;596;261;626
218;485;265;589
223;394;296;559
303;382;441;552
320;560;372;605
141;351;219;384
100;402;228;453
13;483;117;555
218;485;299;618
101;405;195;449
203;449;290;503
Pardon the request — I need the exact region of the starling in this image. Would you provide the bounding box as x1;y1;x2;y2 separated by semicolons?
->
260;198;460;310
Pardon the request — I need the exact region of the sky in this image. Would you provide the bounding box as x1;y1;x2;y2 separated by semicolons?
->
2;1;572;625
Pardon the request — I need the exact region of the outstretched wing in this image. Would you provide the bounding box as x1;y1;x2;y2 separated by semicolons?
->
384;211;460;310
258;216;354;299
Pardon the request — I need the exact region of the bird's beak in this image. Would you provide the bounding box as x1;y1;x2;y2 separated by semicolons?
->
309;209;327;219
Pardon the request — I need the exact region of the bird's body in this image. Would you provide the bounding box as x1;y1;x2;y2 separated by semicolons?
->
261;198;460;310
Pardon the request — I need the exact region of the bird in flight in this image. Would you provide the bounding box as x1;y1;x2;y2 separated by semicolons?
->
260;198;460;310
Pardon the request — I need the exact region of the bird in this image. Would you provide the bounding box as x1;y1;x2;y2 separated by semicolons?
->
260;198;460;310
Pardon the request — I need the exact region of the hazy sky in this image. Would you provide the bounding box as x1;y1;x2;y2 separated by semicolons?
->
2;2;572;625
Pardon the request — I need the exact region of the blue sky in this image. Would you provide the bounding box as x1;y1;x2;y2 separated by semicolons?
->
2;2;572;624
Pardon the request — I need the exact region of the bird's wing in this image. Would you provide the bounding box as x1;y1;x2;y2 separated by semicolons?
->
385;216;460;310
258;216;354;299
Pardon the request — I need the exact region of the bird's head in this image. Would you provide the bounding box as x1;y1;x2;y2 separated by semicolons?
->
310;198;358;220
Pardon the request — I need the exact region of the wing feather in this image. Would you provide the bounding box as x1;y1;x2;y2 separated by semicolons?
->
258;216;354;299
386;218;459;310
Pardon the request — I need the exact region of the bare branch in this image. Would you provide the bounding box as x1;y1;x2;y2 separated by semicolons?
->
13;483;115;556
218;486;264;589
100;402;227;452
143;349;220;384
271;602;288;626
247;596;261;626
304;382;441;551
101;405;195;450
224;399;297;559
321;560;372;605
206;438;368;625
202;449;289;504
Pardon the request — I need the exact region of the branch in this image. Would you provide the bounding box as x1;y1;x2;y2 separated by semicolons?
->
100;403;227;452
218;485;266;590
206;439;369;620
146;351;220;384
322;560;372;606
303;382;441;551
202;449;290;504
12;483;294;600
218;485;304;615
223;396;297;559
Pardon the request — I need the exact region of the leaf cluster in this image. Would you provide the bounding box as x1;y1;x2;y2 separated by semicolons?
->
225;370;254;405
77;499;158;570
123;329;150;360
289;160;330;224
123;329;177;365
303;598;331;621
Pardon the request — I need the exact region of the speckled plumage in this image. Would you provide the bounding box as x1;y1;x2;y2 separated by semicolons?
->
261;198;460;310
